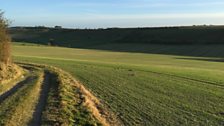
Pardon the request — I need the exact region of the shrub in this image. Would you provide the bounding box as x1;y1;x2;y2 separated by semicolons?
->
0;10;11;67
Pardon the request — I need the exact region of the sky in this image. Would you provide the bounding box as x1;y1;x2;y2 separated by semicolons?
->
1;0;224;28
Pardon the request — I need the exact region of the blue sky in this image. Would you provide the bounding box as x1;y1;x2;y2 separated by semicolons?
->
1;0;224;28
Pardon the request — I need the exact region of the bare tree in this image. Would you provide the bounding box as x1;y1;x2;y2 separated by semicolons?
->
0;10;11;67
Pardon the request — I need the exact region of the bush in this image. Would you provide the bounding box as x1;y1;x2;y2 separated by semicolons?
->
0;10;11;66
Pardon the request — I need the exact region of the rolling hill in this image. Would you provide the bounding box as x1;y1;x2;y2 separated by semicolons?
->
10;26;224;48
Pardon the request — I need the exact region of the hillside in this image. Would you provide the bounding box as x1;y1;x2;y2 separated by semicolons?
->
10;26;224;49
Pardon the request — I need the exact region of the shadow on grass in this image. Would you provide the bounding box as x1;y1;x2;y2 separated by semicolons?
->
175;57;224;63
11;26;224;58
14;41;224;58
86;44;224;58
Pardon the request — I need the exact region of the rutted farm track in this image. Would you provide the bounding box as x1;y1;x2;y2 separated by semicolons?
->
0;63;121;126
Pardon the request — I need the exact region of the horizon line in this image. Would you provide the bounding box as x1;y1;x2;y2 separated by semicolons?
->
9;24;224;30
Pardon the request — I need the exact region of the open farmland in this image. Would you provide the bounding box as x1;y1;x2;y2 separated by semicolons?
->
13;43;224;126
2;0;224;125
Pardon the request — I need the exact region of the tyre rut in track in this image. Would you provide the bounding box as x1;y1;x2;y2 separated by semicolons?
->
0;76;34;103
28;71;51;126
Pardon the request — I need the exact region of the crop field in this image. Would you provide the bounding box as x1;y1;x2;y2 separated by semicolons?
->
12;43;224;126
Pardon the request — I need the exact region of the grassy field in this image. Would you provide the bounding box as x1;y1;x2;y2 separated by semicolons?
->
12;43;224;126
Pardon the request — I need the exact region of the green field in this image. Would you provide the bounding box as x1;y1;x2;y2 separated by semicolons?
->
13;43;224;126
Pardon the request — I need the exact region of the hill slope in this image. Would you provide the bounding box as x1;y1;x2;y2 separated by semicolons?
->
10;26;224;49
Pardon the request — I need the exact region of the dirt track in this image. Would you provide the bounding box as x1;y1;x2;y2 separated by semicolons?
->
28;71;51;126
0;67;50;126
0;64;121;126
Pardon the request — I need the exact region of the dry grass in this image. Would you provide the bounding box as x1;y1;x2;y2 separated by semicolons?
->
0;64;25;95
78;83;122;126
